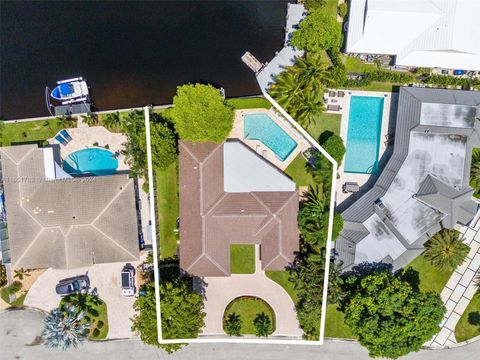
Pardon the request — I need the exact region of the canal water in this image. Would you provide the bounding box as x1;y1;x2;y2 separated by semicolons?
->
0;1;289;119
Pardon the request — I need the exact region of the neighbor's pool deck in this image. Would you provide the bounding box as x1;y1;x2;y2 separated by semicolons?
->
329;90;394;207
230;108;309;170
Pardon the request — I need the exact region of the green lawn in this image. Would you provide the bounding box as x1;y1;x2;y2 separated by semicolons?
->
322;0;340;17
344;56;377;74
230;244;255;274
304;112;341;141
226;97;271;110
284;154;315;187
60;294;109;340
265;270;298;304
455;291;480;342
404;253;455;294
348;82;400;93
1;119;65;146
223;296;275;335
325;304;356;339
156;163;179;259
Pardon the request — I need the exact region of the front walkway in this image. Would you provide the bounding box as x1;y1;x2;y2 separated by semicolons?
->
196;245;302;338
427;223;480;347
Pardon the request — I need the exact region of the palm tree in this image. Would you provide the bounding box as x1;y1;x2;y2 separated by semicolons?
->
253;312;273;337
224;312;242;336
42;304;90;350
294;88;325;127
474;269;480;289
424;229;470;270
292;52;334;90
13;268;30;281
103;111;122;129
470;150;480;194
269;70;303;111
56;115;76;128
303;184;327;220
64;293;102;319
81;112;99;126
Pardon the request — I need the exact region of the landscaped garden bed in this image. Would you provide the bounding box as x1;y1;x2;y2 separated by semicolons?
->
60;294;109;340
223;296;276;335
454;291;480;342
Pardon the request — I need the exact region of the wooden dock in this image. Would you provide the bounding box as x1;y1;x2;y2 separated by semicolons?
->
241;51;264;73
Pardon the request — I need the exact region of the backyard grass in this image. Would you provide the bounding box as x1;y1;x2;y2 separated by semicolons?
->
454;291;480;342
284;154;315;187
348;82;400;93
321;0;340;17
156;163;179;259
304;112;341;141
226;97;271;110
325;304;356;339
1;118;65;146
223;296;275;335
344;56;377;74
60;294;109;340
230;244;256;274
404;253;455;294
265;270;298;304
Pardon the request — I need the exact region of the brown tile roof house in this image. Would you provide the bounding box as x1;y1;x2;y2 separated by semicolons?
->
0;144;139;269
179;140;299;277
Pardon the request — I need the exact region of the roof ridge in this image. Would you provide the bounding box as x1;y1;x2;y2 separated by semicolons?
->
90;223;139;260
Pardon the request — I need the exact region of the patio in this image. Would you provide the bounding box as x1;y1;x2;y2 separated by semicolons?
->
48;126;129;171
229;108;309;171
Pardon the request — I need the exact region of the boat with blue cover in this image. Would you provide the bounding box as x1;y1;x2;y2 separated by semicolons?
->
49;77;89;104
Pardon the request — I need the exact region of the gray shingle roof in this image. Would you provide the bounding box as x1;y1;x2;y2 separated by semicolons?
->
0;144;139;269
336;87;480;271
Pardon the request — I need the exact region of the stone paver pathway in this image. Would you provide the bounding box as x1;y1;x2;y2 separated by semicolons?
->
427;224;480;348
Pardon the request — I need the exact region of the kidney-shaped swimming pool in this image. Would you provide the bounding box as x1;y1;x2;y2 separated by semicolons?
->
63;148;118;176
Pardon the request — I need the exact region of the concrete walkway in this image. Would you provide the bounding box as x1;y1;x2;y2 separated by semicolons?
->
197;245;302;337
428;224;480;347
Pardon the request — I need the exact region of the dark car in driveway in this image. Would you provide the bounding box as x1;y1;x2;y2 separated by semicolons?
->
55;275;90;296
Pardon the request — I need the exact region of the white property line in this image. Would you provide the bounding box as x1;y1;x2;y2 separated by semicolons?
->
145;93;338;345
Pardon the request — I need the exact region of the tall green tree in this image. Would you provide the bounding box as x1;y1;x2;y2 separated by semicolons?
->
131;280;205;353
321;134;345;165
224;313;242;336
171;84;234;143
340;269;445;359
253;312;273;337
81;112;99;126
424;229;470;270
291;10;343;52
122;110;147;179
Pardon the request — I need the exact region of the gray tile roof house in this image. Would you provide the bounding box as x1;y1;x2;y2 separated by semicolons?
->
179;140;299;277
336;87;480;272
0;144;139;269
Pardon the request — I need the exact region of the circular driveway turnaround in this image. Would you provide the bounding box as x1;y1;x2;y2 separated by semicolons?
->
197;246;302;337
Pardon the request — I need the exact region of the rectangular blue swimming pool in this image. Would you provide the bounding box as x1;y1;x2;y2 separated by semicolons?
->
243;113;297;161
344;96;384;174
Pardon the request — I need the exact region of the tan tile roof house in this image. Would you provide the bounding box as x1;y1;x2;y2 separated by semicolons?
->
0;144;139;269
179;140;299;277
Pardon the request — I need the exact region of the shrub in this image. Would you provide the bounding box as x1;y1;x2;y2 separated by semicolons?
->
321;134;345;165
303;0;326;9
150;120;177;170
97;320;104;329
338;3;348;18
0;264;7;287
92;328;101;338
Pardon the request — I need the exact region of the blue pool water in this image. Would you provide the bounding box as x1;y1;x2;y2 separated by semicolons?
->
344;96;384;174
243;113;297;161
63;148;118;176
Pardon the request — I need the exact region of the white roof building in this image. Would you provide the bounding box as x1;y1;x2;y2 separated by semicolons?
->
345;0;480;70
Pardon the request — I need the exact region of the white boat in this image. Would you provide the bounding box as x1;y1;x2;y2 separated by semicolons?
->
49;77;89;105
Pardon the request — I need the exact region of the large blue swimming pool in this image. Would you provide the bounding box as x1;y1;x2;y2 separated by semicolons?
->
63;148;118;176
243;113;297;161
344;96;384;174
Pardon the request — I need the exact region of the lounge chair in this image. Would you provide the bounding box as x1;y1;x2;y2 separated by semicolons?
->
337;91;345;97
328;91;336;97
60;129;72;141
55;135;68;146
327;104;341;111
343;182;360;193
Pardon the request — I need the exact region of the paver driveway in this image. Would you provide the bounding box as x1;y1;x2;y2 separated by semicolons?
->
24;261;141;339
197;246;302;337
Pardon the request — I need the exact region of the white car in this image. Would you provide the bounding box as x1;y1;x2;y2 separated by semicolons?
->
121;264;135;296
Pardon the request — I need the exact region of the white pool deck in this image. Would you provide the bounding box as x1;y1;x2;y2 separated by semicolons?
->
333;90;394;206
229;108;309;171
